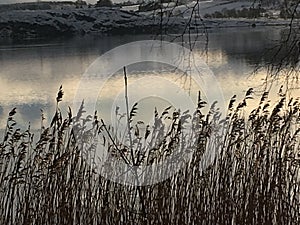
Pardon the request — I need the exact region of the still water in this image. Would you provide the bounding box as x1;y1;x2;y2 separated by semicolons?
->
0;27;294;130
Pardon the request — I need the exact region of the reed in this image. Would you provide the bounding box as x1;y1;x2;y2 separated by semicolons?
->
0;76;299;224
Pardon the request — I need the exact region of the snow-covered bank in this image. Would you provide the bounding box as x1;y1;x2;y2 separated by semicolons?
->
0;8;162;39
199;18;290;29
0;7;291;39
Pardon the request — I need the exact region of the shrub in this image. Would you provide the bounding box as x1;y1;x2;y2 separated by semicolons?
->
95;0;113;7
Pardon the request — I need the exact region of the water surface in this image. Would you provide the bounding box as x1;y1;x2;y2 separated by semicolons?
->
0;27;295;130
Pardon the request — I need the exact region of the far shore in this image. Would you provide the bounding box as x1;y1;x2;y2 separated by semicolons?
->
0;7;295;40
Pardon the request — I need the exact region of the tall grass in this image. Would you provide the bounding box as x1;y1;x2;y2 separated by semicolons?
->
0;81;299;224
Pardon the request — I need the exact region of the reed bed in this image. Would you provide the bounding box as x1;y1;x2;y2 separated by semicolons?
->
0;83;299;224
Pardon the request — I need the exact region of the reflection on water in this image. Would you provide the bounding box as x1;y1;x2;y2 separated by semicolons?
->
0;27;297;130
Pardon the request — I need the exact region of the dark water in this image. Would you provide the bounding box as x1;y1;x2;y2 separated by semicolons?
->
0;26;294;130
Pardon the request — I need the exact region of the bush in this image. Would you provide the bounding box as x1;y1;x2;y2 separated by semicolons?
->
227;9;238;18
206;7;266;19
279;9;300;19
212;11;223;18
204;13;211;18
95;0;113;7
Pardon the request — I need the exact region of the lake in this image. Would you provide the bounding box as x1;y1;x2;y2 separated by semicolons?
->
0;26;296;130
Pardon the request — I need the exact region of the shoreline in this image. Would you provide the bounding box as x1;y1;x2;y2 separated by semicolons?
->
0;8;294;40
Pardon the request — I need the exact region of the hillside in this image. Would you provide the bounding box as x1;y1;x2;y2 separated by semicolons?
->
0;7;173;39
0;1;294;39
